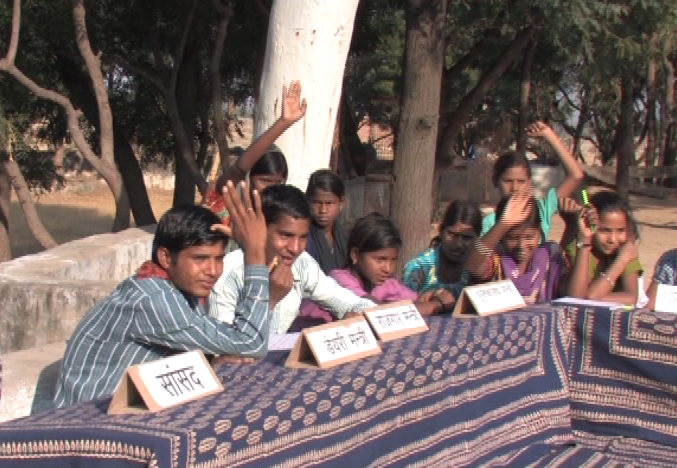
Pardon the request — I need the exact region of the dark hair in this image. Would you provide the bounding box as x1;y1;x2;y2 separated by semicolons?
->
306;169;345;199
589;191;639;238
495;195;543;239
250;150;288;180
440;200;483;235
152;205;228;263
492;151;532;185
261;184;312;225
347;213;402;257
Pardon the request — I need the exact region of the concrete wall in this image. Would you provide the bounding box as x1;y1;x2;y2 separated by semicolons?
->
0;226;155;353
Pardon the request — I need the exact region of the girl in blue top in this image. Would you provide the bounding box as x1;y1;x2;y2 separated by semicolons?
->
481;122;584;238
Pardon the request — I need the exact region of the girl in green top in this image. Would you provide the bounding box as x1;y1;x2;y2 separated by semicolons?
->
566;191;642;305
481;122;584;238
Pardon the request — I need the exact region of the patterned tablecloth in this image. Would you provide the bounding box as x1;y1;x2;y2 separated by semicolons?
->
1;305;676;468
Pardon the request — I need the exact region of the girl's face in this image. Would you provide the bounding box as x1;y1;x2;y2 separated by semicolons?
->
351;247;398;287
502;225;540;265
440;222;476;263
250;173;285;193
593;210;630;256
496;166;531;197
310;189;343;229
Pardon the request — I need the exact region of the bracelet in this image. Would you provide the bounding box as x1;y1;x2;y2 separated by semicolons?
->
599;271;615;286
474;238;493;256
431;296;444;310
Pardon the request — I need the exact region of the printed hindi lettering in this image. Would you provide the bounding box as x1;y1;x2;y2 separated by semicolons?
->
348;326;370;346
156;371;182;397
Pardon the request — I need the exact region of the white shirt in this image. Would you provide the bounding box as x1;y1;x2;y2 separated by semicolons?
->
210;250;375;333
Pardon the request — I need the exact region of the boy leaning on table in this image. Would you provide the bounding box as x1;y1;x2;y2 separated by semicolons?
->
54;183;269;408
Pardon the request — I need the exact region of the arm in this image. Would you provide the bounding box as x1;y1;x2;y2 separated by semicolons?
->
402;255;426;292
647;280;659;310
527;122;584;199
585;243;639;304
216;81;307;192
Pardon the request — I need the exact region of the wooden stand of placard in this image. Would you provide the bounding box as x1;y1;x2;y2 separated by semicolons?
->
285;315;381;369
363;300;429;342
108;350;223;415
453;280;526;316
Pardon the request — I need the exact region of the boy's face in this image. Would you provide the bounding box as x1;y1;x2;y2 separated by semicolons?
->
265;215;310;266
157;242;226;297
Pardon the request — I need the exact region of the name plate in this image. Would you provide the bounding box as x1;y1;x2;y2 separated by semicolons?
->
364;300;429;341
655;284;677;313
453;280;526;316
108;350;223;415
285;316;381;369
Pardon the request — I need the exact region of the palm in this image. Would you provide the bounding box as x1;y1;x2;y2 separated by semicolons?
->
282;81;307;123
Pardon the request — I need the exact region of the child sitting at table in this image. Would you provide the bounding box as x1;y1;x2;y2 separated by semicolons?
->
647;248;677;310
565;191;642;305
403;200;482;301
467;192;569;304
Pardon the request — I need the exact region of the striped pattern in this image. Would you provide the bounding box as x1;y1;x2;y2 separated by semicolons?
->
53;266;269;408
654;248;677;285
210;251;374;333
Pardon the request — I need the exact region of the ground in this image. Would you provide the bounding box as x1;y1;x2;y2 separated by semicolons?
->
8;179;676;279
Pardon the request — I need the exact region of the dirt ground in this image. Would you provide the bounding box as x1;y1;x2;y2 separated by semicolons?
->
8;181;677;279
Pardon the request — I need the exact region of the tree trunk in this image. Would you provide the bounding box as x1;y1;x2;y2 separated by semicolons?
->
210;4;233;181
391;0;449;275
516;35;539;155
571;89;588;162
436;27;536;164
615;70;635;202
659;36;675;170
0;156;11;262
644;37;658;173
4;157;57;249
113;130;156;225
254;0;360;189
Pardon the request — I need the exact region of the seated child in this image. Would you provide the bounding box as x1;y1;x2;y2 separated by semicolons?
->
646;249;677;310
481;122;584;238
565;191;642;305
305;169;348;274
467;193;569;304
403;200;482;301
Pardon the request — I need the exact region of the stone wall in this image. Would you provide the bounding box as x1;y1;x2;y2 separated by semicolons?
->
0;226;155;353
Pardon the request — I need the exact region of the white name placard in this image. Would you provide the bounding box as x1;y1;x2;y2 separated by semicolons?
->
364;300;429;341
454;280;526;316
108;350;223;414
285;316;382;369
655;284;677;314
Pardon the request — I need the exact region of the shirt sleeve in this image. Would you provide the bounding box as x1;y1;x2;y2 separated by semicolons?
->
302;257;375;318
654;250;677;285
623;257;643;277
133;265;270;357
209;264;244;324
402;256;425;292
480;212;496;236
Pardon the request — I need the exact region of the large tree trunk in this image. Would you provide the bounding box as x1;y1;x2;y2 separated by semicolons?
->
114;130;156;225
254;0;360;189
644;37;658;172
0;155;11;262
659;36;675;170
615;70;635;202
4;156;57;249
436;27;536;165
516;35;539;155
391;0;449;275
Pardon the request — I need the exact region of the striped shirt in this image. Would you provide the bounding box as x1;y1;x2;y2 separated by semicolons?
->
210;251;374;333
654;249;677;286
54;266;269;408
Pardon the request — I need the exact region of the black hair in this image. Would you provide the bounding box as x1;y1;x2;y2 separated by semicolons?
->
494;195;543;240
152;205;228;263
261;184;312;225
347;213;402;257
440;200;483;235
492;151;532;185
305;169;345;199
589;191;639;238
250;150;288;180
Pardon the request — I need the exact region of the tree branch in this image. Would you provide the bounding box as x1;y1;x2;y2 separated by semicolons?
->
5;0;21;64
169;0;198;93
252;0;270;18
114;55;168;95
557;84;581;112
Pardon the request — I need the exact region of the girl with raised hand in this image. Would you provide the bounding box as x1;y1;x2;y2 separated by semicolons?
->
202;81;306;223
566;191;643;305
467;192;569;305
481;122;584;238
305;169;348;274
403;200;482;301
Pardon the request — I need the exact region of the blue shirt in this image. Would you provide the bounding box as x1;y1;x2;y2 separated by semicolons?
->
481;187;560;238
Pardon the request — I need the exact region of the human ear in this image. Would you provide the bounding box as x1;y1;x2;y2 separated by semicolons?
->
156;247;173;270
350;247;359;265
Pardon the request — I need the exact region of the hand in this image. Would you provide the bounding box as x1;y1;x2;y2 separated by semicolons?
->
559;197;582;215
499;191;533;227
212;181;267;257
270;263;294;305
618;241;638;264
281;80;307;125
343;311;361;319
212;355;256;366
576;206;597;241
526;121;555;140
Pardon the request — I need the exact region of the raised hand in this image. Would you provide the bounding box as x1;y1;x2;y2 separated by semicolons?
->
559;197;582;215
499;191;534;227
212;181;266;263
526;121;555;139
576;206;597;241
281;80;307;125
618;241;639;265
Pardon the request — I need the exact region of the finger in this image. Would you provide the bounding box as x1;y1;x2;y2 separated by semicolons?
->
282;83;288;100
210;223;233;238
300;98;307;113
268;256;279;272
222;182;246;222
239;180;254;214
251;188;263;220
